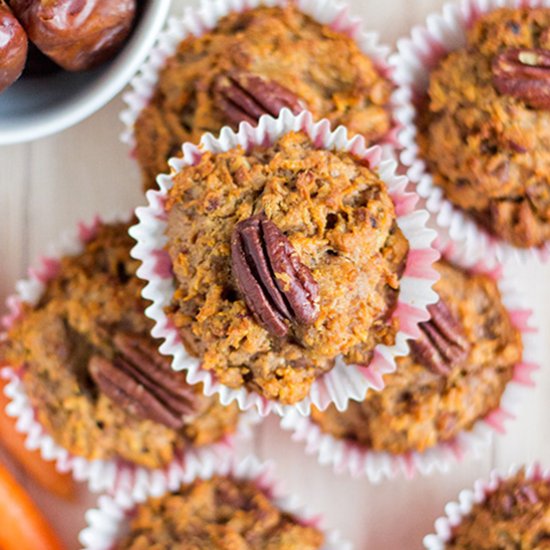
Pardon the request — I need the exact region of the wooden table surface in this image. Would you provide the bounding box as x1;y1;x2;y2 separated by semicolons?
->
0;1;548;548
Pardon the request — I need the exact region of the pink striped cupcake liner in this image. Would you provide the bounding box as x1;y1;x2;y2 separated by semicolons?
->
280;238;539;482
130;109;439;417
120;0;401;155
78;454;351;550
423;463;549;549
0;214;258;497
391;0;550;264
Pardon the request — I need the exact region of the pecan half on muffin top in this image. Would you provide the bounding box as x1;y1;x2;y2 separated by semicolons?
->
447;468;550;549
165;131;408;404
114;475;324;549
418;7;550;248
311;260;523;454
1;221;239;469
134;4;393;189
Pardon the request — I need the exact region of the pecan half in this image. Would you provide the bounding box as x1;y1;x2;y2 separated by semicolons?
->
89;333;197;430
492;48;550;109
409;299;470;375
214;70;304;127
231;214;319;338
496;485;539;518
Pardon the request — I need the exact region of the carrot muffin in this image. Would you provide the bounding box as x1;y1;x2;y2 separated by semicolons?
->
418;8;550;248
1;221;239;469
446;468;550;549
114;476;324;549
165;131;408;405
134;3;393;189
311;260;522;454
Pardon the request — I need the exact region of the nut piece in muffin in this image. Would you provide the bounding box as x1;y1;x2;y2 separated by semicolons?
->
165;131;409;405
418;8;550;248
114;476;324;550
134;4;393;189
311;260;522;454
1;221;240;469
447;468;550;549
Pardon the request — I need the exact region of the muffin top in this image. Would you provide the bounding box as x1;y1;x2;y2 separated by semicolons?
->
165;131;408;405
447;469;550;549
114;475;324;549
311;260;522;454
1;221;239;469
418;8;550;248
134;3;393;189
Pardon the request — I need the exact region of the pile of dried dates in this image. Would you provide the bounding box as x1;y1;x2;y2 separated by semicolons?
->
0;0;136;93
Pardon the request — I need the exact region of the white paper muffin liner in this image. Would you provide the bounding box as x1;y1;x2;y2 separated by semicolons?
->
130;109;439;417
78;454;351;550
423;462;550;549
120;0;399;154
0;214;258;496
391;0;550;264
280;238;539;482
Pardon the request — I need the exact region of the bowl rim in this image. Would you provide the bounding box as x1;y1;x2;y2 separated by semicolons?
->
0;0;172;146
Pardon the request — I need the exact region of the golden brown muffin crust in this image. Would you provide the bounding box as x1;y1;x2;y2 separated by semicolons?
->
114;476;324;549
2;222;239;469
447;469;550;549
165;132;408;405
311;260;522;454
419;8;550;248
134;4;393;189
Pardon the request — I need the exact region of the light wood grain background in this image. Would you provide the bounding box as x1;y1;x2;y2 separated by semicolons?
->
0;1;548;548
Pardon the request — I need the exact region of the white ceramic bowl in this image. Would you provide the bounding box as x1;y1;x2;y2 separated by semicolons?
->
0;0;172;145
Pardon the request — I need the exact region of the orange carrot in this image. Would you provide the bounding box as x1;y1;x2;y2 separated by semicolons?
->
0;460;65;550
0;380;75;500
